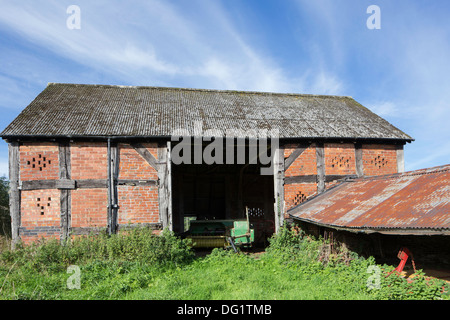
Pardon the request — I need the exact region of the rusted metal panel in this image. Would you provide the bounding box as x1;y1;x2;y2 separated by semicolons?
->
1;83;413;141
289;164;450;234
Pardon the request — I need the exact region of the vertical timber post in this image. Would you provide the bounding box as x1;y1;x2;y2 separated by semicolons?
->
355;143;364;177
158;141;172;231
107;139;119;235
8;141;20;249
316;142;325;194
273;145;285;233
396;144;405;173
59;141;71;242
167;141;173;231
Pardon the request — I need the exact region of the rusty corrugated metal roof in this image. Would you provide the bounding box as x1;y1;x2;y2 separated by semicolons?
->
289;164;450;235
1;83;413;141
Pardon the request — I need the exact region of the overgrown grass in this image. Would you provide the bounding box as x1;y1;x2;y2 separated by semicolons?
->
0;226;448;300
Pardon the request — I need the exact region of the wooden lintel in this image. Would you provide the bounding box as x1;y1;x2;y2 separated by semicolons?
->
285;174;358;185
21;179;76;190
117;179;157;186
20;179;158;190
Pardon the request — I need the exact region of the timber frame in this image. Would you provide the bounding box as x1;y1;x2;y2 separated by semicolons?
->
6;136;407;245
6;138;173;245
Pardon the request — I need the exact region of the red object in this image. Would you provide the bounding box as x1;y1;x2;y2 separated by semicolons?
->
395;247;416;273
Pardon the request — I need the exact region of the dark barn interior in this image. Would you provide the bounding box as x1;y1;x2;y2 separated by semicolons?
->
171;140;275;247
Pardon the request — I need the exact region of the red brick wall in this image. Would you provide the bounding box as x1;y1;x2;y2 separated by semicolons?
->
117;143;159;227
71;142;107;180
71;188;108;228
362;144;397;176
284;144;318;210
20;189;61;244
19;142;59;180
118;143;158;180
118;186;159;225
283;143;398;211
324;143;356;176
284;183;317;211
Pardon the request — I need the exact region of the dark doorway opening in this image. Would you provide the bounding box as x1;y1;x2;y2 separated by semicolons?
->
171;141;276;247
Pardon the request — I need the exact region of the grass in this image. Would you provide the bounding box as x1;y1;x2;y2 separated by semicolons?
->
0;226;448;300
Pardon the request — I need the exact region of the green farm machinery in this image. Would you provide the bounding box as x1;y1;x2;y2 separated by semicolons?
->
185;208;255;251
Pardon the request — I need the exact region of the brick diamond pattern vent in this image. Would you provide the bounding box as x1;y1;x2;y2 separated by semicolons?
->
369;155;388;169
27;154;51;172
331;156;351;169
293;191;307;206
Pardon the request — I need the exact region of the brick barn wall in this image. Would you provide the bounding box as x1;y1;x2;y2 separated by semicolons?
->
20;142;59;181
118;186;159;225
16;141;161;244
19;143;61;244
117;143;159;226
118;143;158;180
283;143;399;211
20;189;61;245
71;142;108;180
71;188;108;228
14;139;401;243
362;144;397;176
284;144;317;211
324;143;356;176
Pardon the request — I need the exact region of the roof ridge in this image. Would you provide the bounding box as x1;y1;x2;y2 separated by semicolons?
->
46;82;354;99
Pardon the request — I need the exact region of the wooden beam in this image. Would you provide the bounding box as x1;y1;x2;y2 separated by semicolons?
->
107;140;119;235
21;179;76;190
273;145;285;233
158;142;172;231
284;143;309;171
355;143;364;177
76;179;107;188
131;143;158;170
117;179;157;186
315;143;325;194
285;174;358;185
20;178;157;190
8;141;20;249
59;141;71;242
396;145;405;173
285;175;317;184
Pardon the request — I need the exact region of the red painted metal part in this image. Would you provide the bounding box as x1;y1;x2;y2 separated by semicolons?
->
395;247;416;273
289;164;450;234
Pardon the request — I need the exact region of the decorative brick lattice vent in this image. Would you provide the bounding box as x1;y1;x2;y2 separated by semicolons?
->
331;155;351;169
27;154;51;172
368;155;388;169
248;207;264;218
36;197;51;216
293;191;307;206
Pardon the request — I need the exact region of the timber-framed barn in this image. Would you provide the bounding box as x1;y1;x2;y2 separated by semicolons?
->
1;83;413;246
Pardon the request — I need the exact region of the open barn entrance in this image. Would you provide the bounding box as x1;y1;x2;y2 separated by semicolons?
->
171;140;276;248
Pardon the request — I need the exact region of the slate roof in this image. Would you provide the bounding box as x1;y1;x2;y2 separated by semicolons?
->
289;164;450;235
1;83;413;141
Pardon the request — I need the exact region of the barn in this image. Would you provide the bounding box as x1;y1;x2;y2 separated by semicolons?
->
1;83;413;247
289;164;450;269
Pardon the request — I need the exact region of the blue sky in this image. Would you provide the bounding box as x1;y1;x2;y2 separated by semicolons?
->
0;0;450;176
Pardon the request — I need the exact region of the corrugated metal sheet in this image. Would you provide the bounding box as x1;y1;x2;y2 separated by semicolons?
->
289;164;450;234
1;83;413;140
